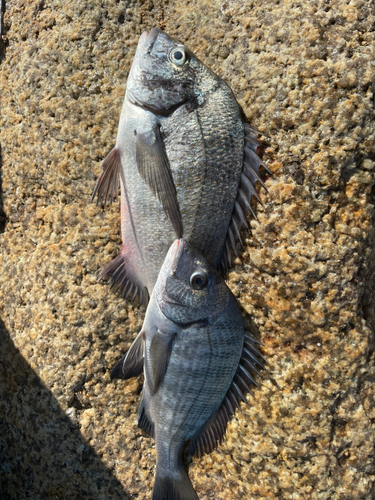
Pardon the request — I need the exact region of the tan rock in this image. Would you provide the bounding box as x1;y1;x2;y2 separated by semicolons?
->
0;0;374;499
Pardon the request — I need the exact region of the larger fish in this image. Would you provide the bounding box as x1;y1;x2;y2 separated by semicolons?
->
92;28;269;304
111;239;264;500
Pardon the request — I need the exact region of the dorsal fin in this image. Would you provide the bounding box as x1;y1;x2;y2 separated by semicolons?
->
188;333;264;458
219;124;270;273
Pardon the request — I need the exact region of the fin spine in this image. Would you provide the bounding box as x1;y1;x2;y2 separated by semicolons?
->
219;122;270;271
189;332;265;458
98;252;149;305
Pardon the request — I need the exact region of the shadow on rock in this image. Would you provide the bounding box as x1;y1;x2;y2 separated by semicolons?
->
0;0;7;62
0;0;7;233
0;145;6;233
0;318;130;500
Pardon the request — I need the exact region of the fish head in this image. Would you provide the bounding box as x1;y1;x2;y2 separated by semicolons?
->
156;239;233;325
127;28;218;116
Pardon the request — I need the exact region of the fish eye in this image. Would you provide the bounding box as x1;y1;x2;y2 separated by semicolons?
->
190;271;208;290
169;47;188;66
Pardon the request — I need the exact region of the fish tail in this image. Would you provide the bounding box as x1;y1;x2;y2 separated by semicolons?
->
152;464;198;500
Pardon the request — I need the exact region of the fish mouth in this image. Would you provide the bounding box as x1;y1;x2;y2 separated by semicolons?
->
127;91;193;117
145;28;160;49
170;238;186;274
138;28;160;52
159;239;185;309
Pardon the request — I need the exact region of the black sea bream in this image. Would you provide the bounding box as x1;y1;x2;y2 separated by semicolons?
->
92;28;269;304
111;239;264;500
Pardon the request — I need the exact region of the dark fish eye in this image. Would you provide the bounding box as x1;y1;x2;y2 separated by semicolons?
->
190;271;208;290
169;47;187;66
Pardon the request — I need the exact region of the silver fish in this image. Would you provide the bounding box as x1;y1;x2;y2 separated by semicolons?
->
92;28;269;304
111;239;264;500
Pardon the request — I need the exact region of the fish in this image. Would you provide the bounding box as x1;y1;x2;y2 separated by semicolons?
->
111;239;265;500
91;28;270;304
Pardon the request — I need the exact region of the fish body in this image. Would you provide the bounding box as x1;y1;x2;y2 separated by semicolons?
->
92;29;268;303
111;239;264;500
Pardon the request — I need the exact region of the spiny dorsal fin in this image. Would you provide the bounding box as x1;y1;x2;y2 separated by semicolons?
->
135;125;183;239
91;147;121;206
219;124;270;273
189;332;264;458
111;330;145;380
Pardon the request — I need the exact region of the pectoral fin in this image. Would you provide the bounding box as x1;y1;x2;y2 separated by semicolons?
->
91;147;121;206
146;329;176;395
111;330;145;380
135;126;183;239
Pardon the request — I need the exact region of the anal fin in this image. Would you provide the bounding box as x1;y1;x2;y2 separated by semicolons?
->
91;147;121;206
189;332;265;458
98;249;149;305
137;394;155;438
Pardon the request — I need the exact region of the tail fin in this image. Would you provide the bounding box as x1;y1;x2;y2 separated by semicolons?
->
152;465;198;500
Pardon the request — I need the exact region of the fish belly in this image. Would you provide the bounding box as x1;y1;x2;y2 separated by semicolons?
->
117;101;177;295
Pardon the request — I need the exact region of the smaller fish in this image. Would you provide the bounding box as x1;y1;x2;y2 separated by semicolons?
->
112;239;265;500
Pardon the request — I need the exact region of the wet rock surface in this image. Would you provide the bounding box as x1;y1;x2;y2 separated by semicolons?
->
0;0;374;499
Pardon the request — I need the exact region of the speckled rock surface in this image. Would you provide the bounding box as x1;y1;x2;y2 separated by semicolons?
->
0;0;374;499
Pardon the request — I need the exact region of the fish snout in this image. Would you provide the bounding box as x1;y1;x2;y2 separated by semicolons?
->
138;31;149;45
170;239;186;275
145;27;160;52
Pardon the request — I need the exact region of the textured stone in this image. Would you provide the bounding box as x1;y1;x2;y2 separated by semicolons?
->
0;0;374;499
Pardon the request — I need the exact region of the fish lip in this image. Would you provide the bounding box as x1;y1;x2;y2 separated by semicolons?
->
159;239;185;308
170;238;185;274
138;31;149;45
145;27;160;52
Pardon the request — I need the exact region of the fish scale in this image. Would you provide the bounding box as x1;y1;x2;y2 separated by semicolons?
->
188;90;243;266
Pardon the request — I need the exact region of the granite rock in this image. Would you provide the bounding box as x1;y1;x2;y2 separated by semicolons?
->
0;0;374;499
